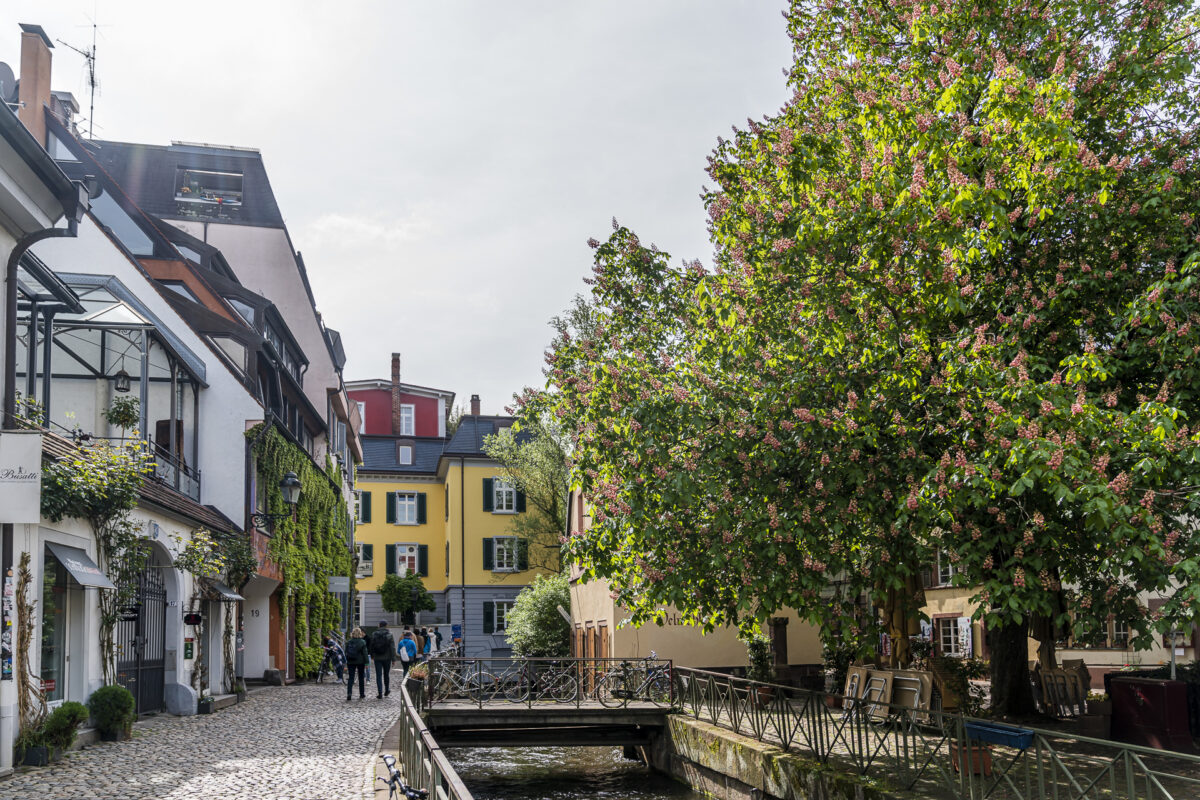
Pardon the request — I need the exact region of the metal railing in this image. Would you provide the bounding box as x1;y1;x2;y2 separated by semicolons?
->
674;667;1200;800
421;656;674;711
397;681;474;800
154;449;201;500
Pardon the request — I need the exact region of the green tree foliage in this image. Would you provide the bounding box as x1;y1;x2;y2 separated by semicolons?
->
505;573;571;657
544;0;1200;714
379;572;436;619
483;398;570;573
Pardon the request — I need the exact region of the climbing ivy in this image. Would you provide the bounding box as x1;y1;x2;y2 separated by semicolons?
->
246;423;352;648
40;436;154;684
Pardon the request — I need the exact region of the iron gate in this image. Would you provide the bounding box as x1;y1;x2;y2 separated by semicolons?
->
115;566;167;714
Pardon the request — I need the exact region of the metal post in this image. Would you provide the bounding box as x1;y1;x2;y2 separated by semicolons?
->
39;310;54;427
24;299;37;400
138;330;149;439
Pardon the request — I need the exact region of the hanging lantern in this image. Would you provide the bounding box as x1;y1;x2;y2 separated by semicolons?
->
113;369;131;393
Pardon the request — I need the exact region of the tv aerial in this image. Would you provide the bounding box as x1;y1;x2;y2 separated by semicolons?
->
58;18;101;139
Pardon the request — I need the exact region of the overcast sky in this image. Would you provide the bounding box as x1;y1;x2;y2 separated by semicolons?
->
2;2;792;414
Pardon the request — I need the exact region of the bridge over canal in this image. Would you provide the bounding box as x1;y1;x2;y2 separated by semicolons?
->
391;657;1200;800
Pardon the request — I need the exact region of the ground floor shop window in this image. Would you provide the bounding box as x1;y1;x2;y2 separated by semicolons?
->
40;548;70;702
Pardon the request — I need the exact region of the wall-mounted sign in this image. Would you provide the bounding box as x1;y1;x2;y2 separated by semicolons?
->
327;576;349;593
184;638;194;660
183;612;203;626
0;432;43;523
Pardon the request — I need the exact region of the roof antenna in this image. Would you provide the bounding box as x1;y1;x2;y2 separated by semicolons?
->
57;16;100;139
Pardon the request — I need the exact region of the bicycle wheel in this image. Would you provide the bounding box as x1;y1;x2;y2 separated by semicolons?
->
596;672;626;708
316;658;328;683
545;669;579;703
645;671;672;705
504;676;530;703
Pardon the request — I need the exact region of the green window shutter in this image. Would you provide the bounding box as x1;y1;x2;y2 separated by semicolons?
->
386;492;396;524
482;538;494;571
517;538;529;571
515;490;526;513
363;544;374;562
483;601;495;634
444;486;449;520
418;544;429;577
361;491;372;523
482;478;494;512
385;543;397;575
417;493;427;525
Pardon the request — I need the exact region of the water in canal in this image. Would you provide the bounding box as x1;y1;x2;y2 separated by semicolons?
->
449;746;706;800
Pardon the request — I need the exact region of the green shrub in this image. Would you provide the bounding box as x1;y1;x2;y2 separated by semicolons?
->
296;645;323;679
87;684;135;736
745;631;775;683
43;701;89;750
505;573;571;657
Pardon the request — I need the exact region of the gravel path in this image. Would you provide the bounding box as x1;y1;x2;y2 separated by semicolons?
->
1;682;400;800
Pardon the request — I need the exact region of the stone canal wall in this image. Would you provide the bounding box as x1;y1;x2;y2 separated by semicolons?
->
641;715;910;800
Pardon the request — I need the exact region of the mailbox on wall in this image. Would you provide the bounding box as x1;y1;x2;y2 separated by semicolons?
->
1110;677;1196;753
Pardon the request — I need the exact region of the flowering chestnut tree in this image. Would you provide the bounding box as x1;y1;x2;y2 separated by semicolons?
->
546;0;1200;715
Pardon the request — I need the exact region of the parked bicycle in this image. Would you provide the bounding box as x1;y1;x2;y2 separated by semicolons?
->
315;634;345;684
377;754;429;800
503;658;580;703
596;651;672;707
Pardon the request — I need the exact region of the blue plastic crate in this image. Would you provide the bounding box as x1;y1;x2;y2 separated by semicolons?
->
964;721;1034;750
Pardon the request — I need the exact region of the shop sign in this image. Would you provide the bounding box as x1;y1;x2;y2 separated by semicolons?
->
41;678;56;693
0;432;42;523
184;638;194;660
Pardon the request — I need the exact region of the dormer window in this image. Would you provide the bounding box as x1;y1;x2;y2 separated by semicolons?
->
175;167;243;205
397;443;413;466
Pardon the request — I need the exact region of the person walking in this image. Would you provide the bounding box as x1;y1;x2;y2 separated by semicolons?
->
414;628;426;660
343;627;369;701
369;621;396;698
398;629;418;676
433;627;443;652
421;627;432;661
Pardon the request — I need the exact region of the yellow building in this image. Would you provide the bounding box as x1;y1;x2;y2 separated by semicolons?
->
351;382;558;656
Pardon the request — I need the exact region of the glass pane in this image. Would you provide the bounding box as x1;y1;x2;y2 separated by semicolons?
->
40;550;68;702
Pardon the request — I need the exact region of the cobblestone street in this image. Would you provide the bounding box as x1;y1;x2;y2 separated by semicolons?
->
2;682;400;800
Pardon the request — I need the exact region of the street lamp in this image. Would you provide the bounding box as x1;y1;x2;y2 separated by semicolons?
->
250;471;301;532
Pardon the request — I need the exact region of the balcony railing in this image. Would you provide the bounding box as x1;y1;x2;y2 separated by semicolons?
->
154;450;201;501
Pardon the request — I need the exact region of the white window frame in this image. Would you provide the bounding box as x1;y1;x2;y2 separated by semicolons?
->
936;551;956;587
493;478;516;513
400;404;415;436
398;445;413;466
353;594;364;627
396;543;419;577
1111;619;1131;649
937;617;968;657
494;600;515;632
355;490;367;524
494;536;518;572
356;401;366;434
394;492;418;525
356;542;374;577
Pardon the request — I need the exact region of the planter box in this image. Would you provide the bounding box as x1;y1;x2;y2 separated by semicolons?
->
21;745;49;766
98;729;127;742
965;721;1035;750
197;698;215;714
951;744;993;776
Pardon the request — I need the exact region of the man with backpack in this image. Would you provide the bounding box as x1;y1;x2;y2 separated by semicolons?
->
343;627;369;701
369;620;396;698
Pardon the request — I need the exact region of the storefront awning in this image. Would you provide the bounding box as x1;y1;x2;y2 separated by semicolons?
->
45;542;117;590
203;579;244;602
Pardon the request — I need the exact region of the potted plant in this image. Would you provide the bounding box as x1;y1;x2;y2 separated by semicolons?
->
1081;691;1112;739
407;661;430;682
197;691;215;714
15;723;49;766
745;631;776;706
822;638;857;708
233;679;247;703
42;701;89;761
88;684;136;741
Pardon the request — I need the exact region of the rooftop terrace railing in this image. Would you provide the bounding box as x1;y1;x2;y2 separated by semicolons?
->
674;666;1200;800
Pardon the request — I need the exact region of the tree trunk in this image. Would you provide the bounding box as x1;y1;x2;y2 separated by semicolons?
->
989;616;1038;717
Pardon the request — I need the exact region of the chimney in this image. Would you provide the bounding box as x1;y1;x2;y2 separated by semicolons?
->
470;394;480;416
390;353;402;435
17;24;54;148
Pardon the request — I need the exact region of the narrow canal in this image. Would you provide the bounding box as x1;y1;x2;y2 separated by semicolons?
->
449;746;705;799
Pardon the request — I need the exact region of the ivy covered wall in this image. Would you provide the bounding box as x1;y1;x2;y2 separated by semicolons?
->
247;423;352;648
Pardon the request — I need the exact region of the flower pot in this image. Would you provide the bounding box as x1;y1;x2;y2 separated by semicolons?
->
21;745;50;766
197;698;215;714
951;744;993;776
